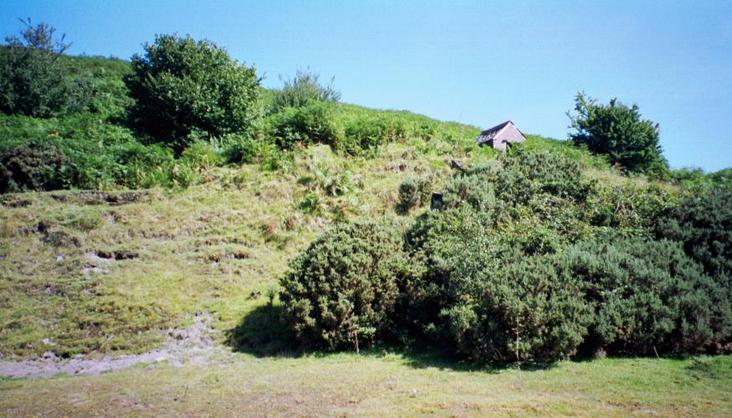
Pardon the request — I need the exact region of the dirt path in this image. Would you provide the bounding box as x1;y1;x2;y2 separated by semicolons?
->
0;312;229;379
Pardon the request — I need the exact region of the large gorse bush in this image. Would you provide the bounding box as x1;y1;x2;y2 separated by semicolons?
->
279;221;416;351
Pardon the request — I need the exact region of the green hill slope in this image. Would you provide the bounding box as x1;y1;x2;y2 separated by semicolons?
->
3;52;732;417
0;54;686;358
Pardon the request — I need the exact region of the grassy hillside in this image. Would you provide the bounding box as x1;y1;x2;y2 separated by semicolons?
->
0;133;617;358
0;54;699;359
2;53;730;416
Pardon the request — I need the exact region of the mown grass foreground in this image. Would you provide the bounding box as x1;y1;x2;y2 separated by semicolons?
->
1;354;730;416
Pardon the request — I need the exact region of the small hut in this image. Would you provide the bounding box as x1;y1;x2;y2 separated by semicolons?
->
476;120;526;151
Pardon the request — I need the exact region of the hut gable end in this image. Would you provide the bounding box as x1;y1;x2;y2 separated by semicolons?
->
476;120;527;151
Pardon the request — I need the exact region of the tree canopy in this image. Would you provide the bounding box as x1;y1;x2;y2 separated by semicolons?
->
568;92;667;174
125;34;260;152
0;19;89;117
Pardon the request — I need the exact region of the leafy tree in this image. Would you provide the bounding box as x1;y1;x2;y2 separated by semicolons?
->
125;34;260;152
568;92;667;174
0;19;89;117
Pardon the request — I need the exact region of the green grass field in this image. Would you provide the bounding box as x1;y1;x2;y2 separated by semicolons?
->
2;353;730;416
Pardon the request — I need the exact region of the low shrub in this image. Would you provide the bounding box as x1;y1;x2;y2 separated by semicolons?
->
439;255;591;362
106;142;196;189
404;208;589;362
221;132;261;164
181;141;225;171
586;183;677;230
497;149;594;204
0;143;73;192
343;114;408;153
656;187;732;290
270;70;340;112
279;221;413;350
268;102;343;151
561;238;732;355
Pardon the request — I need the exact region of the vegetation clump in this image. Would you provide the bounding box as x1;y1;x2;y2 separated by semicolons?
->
268;101;343;150
125;34;260;152
656;187;732;294
0;143;71;192
278;149;732;363
270;69;340;112
563;238;731;356
279;221;414;351
396;176;431;214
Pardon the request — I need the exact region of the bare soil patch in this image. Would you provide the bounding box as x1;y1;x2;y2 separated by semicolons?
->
0;312;227;379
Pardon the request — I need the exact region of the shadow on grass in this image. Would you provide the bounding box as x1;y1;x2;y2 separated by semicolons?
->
225;304;557;373
225;303;300;357
393;347;559;373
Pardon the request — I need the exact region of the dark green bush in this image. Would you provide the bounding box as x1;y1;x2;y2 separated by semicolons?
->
125;34;260;152
561;238;731;355
656;188;732;291
439;255;591;362
279;221;413;351
268;101;343;150
440;168;498;212
497;149;594;204
0;143;72;192
440;151;593;214
569;92;667;174
404;207;589;362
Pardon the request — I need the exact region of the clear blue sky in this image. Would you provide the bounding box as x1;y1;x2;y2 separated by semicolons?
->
3;0;731;171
